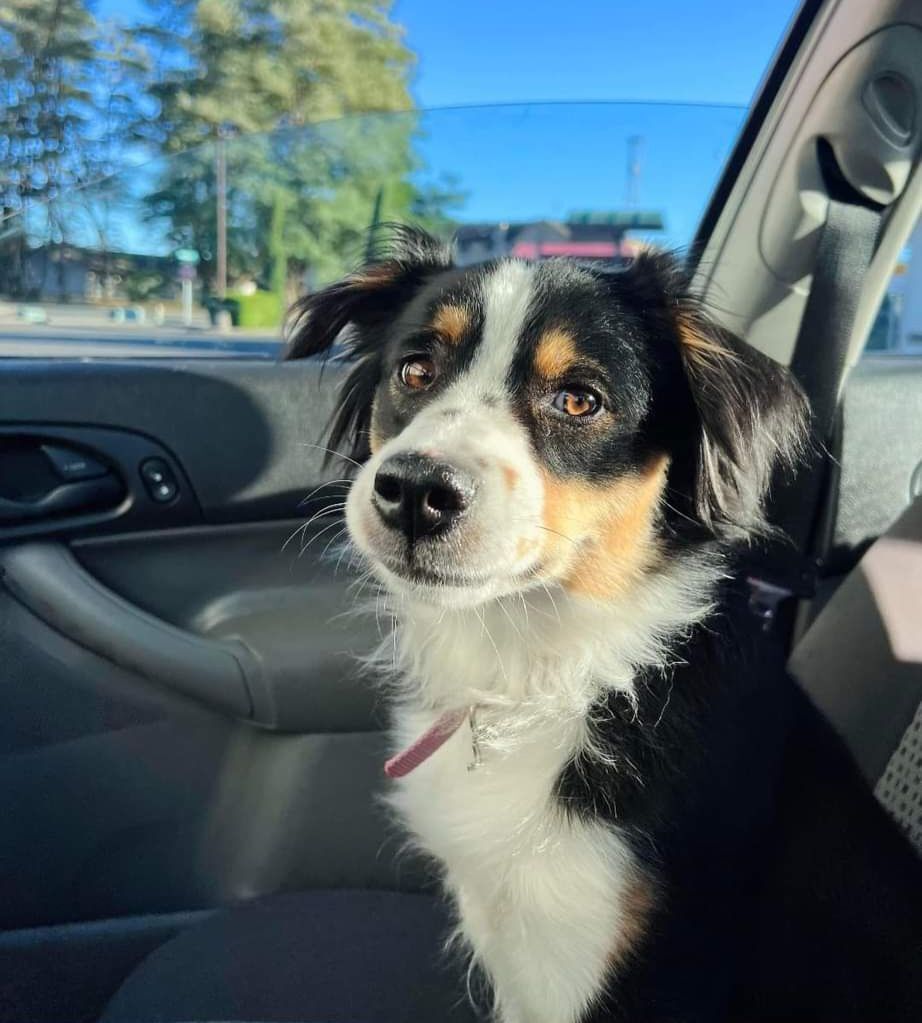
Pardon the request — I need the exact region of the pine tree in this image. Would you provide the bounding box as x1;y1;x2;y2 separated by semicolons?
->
0;1;152;296
133;0;462;293
135;0;414;150
0;0;98;293
79;21;150;266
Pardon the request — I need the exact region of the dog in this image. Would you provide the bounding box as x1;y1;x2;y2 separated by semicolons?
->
285;226;922;1022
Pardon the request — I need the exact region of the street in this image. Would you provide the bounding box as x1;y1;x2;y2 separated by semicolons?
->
0;318;284;360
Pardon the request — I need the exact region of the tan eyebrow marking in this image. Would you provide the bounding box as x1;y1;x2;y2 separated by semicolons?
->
534;327;581;380
430;304;470;346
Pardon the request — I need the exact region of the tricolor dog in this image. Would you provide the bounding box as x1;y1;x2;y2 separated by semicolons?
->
285;227;922;1022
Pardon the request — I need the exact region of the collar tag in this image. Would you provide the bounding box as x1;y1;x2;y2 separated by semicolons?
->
467;705;483;772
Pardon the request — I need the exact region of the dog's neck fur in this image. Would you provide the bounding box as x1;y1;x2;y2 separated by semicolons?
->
368;552;725;1023
366;552;724;746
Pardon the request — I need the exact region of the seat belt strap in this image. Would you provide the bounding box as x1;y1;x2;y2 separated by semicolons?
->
747;140;885;625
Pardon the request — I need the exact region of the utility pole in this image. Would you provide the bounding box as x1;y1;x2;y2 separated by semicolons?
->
625;135;643;209
215;125;228;300
366;186;385;263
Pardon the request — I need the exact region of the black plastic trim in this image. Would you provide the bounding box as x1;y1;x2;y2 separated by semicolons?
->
0;425;201;544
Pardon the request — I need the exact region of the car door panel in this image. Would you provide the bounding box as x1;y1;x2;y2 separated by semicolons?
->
69;522;382;732
0;424;200;540
0;358;422;943
0;360;340;531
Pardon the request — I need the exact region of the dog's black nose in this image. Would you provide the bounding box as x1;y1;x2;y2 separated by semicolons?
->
372;454;474;542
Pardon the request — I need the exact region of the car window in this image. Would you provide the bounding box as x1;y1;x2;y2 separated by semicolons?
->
864;215;922;358
0;0;803;361
0;103;749;359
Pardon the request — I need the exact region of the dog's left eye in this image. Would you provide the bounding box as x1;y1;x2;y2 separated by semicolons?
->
398;356;437;391
551;388;601;418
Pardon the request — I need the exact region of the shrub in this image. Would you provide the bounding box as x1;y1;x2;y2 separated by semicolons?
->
226;290;283;328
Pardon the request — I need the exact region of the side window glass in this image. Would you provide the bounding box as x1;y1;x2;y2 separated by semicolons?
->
865;216;921;356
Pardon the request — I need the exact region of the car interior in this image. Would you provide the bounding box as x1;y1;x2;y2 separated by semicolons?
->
0;0;921;1021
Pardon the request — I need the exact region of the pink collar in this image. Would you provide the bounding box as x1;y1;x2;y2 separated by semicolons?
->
384;707;472;778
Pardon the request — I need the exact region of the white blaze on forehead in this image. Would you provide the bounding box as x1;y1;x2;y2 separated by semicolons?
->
465;260;535;394
370;260;541;561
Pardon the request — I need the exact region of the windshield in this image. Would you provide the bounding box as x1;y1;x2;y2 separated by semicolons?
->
0;101;748;359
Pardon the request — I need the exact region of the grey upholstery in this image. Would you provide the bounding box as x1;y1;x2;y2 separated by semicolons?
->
790;497;922;854
97;499;922;1023
876;701;922;852
99;890;482;1023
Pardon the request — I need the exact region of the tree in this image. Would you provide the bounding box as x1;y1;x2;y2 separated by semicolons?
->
0;0;98;294
136;0;414;151
0;1;154;297
133;1;463;295
77;22;151;285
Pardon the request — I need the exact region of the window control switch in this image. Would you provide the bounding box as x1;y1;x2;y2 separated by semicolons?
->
140;458;179;503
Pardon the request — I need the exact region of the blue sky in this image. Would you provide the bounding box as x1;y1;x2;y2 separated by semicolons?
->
99;0;797;107
392;0;796;108
94;0;798;252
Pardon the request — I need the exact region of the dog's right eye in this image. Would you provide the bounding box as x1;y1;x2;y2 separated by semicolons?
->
551;387;601;418
398;356;437;391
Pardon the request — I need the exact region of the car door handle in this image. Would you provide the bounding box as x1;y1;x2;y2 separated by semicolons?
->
0;542;267;720
0;475;123;524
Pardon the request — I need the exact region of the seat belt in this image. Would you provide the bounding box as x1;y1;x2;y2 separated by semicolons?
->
747;139;886;630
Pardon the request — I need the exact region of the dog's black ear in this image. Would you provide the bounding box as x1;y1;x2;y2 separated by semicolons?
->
625;250;810;541
284;225;452;463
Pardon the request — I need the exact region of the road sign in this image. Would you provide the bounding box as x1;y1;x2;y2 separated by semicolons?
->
178;264;197;281
175;248;200;265
568;211;664;230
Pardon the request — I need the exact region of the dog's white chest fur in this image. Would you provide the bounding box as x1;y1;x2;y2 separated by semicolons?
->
388;704;641;1023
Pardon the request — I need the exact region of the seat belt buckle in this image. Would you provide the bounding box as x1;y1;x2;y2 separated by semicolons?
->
746;555;819;631
746;576;794;630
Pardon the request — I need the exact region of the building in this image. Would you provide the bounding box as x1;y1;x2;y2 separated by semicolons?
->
0;240;175;303
454;211;665;267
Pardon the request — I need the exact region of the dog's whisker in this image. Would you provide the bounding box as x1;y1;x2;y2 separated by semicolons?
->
283;501;348;551
660;495;701;529
281;502;348;554
296;478;352;509
335;541;360;577
536;524;581;547
508;514;581;548
475;605;509;687
320;526;350;560
521;592;558;622
496;596;526;642
296;499;347;531
297;516;351;559
538;580;562;624
516;591;531;632
299;518;347;557
281;521;310;554
298;441;364;470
